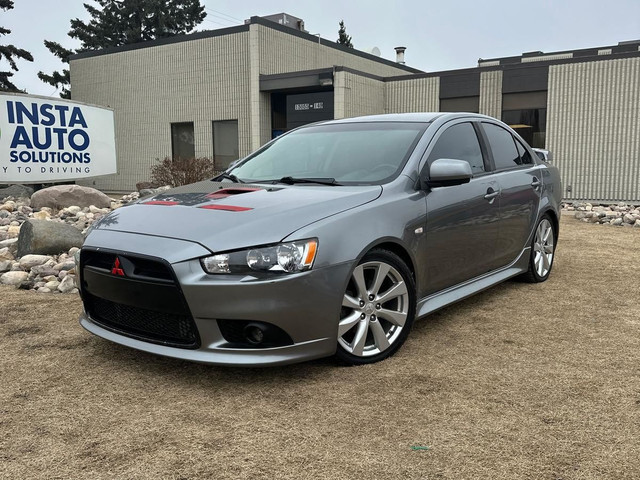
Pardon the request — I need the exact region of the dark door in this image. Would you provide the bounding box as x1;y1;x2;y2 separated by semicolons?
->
423;121;501;295
480;122;541;267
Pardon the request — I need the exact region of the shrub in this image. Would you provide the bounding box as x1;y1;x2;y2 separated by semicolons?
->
150;157;219;187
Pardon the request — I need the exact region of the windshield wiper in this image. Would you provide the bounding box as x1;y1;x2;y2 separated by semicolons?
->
277;176;342;186
213;172;241;183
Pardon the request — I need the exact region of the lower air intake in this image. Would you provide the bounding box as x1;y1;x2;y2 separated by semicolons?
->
86;294;200;349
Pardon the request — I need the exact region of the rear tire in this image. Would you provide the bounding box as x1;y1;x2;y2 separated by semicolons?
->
520;214;556;283
335;249;416;365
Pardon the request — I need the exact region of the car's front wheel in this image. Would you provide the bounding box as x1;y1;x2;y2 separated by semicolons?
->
336;249;416;365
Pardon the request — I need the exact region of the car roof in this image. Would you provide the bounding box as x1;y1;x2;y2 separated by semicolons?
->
319;112;498;125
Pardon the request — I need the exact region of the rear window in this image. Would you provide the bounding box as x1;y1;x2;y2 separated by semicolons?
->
483;123;522;170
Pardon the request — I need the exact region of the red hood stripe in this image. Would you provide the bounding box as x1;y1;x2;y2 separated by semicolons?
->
198;204;253;212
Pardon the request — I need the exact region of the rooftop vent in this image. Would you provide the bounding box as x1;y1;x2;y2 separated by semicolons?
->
250;13;306;32
394;46;406;64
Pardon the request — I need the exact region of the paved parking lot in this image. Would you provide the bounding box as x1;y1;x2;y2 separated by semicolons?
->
1;215;639;479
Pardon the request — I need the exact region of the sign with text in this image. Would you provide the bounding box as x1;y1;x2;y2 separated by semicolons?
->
0;93;117;184
286;91;334;130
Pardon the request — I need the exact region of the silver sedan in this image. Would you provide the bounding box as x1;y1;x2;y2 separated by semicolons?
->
78;113;562;366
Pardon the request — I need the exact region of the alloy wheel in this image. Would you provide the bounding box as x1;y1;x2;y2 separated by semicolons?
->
533;218;554;278
338;260;410;357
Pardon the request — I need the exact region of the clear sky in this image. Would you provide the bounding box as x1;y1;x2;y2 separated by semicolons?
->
3;0;640;96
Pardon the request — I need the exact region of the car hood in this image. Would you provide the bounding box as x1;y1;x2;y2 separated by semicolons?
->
92;181;382;253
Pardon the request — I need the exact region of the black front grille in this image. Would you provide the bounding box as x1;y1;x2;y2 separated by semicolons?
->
86;293;200;349
80;248;200;349
82;250;173;282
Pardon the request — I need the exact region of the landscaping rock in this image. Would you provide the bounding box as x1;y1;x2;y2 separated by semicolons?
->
0;238;18;250
0;270;29;286
7;225;20;237
136;181;158;191
16;219;84;258
45;280;60;290
0;247;13;261
18;254;53;269
1;200;16;212
30;185;112;210
570;202;640;227
58;275;76;293
0;184;34;200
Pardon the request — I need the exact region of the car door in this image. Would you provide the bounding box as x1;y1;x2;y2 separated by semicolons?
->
422;120;501;296
479;122;542;267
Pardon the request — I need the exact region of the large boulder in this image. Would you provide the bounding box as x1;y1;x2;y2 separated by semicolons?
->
0;184;34;201
30;185;112;210
16;219;84;257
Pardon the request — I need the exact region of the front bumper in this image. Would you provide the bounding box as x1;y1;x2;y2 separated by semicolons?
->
79;255;353;366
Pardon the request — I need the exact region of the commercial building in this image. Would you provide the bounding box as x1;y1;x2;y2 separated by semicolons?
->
70;14;640;202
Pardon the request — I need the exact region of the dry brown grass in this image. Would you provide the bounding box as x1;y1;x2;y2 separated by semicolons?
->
1;214;639;479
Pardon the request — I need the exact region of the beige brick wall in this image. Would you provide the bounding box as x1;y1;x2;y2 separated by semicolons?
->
385;77;439;113
257;25;411;77
547;57;640;202
71;32;251;192
479;70;502;119
335;71;385;119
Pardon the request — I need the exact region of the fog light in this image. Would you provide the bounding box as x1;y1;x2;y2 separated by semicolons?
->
243;323;265;345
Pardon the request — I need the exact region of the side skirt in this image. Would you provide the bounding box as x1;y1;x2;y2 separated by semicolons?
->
416;246;531;319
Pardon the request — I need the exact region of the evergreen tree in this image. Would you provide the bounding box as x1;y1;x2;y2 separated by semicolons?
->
0;0;34;92
39;0;206;98
337;20;353;48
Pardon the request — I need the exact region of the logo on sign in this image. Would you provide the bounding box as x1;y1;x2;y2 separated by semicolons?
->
6;101;92;165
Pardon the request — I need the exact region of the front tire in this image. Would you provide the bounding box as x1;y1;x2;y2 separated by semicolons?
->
335;249;416;365
521;215;556;283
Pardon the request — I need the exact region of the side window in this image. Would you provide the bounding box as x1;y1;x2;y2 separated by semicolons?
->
427;123;485;174
515;139;533;165
483;123;521;170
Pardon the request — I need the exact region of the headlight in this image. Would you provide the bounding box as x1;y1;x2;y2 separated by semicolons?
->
201;239;318;274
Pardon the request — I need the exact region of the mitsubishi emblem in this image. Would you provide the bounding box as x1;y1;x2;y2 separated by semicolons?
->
111;257;125;276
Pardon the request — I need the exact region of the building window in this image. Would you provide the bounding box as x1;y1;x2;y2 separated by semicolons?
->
440;96;479;113
171;122;195;159
502;91;547;148
212;120;239;169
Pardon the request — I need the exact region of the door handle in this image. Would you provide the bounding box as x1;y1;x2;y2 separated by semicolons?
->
531;177;541;189
484;189;500;201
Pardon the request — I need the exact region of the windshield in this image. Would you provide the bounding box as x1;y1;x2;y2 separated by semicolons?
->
231;122;427;185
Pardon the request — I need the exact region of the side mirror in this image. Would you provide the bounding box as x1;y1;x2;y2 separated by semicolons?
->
533;148;552;163
425;158;473;188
